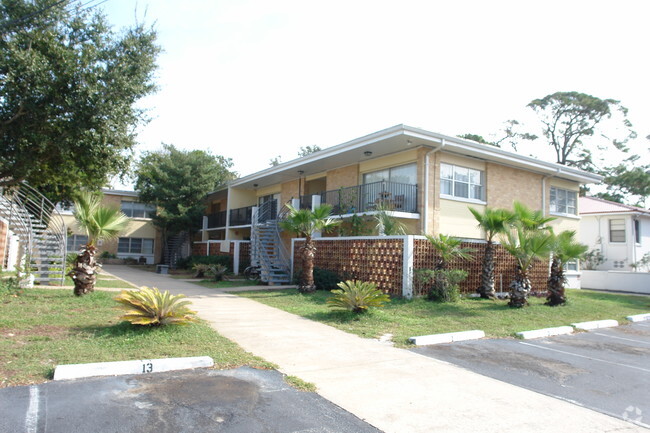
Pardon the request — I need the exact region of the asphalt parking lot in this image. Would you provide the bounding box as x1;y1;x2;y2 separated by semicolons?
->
0;367;381;433
412;321;650;429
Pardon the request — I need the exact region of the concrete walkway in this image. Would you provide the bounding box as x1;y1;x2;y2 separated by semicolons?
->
103;265;645;433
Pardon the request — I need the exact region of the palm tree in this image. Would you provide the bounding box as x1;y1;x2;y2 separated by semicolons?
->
68;192;129;296
546;231;588;306
501;225;553;308
512;201;555;231
279;204;340;293
424;234;474;300
374;203;407;235
469;207;514;299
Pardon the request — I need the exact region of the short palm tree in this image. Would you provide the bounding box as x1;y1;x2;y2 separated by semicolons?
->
424;233;474;301
469;207;514;299
546;231;588;306
512;200;555;231
501;225;553;308
374;204;407;235
68;192;129;296
279;204;340;292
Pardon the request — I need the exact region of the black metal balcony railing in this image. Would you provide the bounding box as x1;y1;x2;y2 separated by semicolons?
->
302;181;418;215
230;205;253;226
207;210;227;228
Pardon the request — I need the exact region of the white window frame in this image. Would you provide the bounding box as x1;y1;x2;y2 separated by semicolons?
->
609;219;626;243
440;163;486;203
549;187;577;216
118;237;155;255
121;201;156;219
363;163;417;185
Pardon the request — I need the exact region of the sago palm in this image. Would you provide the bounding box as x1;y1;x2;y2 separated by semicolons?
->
69;192;129;296
469;207;514;299
279;204;340;292
546;231;588;306
501;225;553;308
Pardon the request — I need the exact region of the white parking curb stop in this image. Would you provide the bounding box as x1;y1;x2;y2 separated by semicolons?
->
53;356;214;381
627;313;650;323
515;326;573;339
571;319;618;330
409;330;485;346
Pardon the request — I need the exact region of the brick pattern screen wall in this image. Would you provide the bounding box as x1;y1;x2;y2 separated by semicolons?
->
293;237;550;297
412;238;549;297
293;238;404;295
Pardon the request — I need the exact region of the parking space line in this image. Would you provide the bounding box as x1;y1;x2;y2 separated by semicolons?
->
518;342;650;373
592;332;650;346
25;386;39;433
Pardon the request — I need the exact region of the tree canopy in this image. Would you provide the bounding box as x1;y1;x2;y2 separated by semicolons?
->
597;163;650;207
134;144;236;235
527;91;635;171
0;0;160;201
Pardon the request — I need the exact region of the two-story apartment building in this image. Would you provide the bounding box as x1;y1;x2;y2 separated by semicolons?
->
202;124;601;242
61;189;162;264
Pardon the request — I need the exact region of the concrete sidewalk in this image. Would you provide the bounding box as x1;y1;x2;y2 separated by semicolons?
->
103;265;645;433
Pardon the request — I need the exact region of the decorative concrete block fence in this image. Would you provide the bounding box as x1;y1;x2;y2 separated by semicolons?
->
192;240;250;275
291;235;550;298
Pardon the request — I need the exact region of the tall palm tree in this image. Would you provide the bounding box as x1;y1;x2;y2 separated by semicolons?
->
68;192;129;296
469;207;514;299
546;230;588;306
279;204;340;293
501;225;553;308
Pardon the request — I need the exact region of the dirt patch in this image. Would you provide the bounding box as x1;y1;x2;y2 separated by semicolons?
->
547;335;650;356
1;325;69;340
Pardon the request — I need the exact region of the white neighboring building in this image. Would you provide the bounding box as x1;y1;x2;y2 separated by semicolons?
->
579;196;650;271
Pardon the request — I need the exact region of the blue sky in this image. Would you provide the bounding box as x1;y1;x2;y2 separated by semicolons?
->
100;0;650;184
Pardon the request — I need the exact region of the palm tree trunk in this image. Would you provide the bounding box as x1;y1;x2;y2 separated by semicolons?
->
478;241;496;299
300;235;316;293
508;264;530;308
546;258;566;306
69;244;98;296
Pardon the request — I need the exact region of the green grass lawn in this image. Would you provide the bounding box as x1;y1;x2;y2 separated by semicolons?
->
0;288;272;387
237;289;650;346
195;280;261;289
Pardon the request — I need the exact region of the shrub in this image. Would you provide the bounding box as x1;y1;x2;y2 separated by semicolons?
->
327;280;390;313
100;251;117;259
415;269;468;302
176;255;232;271
313;267;342;291
115;287;197;326
207;264;228;281
192;263;211;278
1;277;22;296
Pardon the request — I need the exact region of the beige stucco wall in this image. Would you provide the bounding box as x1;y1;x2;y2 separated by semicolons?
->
228;188;257;209
358;149;418;176
281;179;300;205
439;198;484;238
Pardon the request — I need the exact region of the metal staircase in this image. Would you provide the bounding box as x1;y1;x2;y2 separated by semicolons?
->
164;231;190;268
0;182;67;285
251;201;291;284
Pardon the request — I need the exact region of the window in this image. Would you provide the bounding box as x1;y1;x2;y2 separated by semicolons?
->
363;163;417;185
609;219;625;243
440;163;485;201
67;234;88;252
634;219;640;244
549;187;577;215
121;201;156;218
565;260;578;271
118;237;154;254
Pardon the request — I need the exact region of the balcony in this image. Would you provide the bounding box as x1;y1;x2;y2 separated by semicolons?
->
230;205;253;226
207;210;227;229
301;181;418;215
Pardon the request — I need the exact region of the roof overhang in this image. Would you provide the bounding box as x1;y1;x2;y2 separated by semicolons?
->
225;124;604;191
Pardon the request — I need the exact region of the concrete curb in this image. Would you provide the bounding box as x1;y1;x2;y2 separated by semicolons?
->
515;326;573;339
409;330;485;346
571;319;618;330
53;356;214;381
627;313;650;322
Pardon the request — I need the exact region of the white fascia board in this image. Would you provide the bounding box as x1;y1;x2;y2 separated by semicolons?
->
230;125;417;187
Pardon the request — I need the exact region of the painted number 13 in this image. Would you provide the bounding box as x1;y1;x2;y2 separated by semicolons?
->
142;362;153;373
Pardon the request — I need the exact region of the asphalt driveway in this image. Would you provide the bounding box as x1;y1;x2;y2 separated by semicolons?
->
412;322;650;429
0;367;381;433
